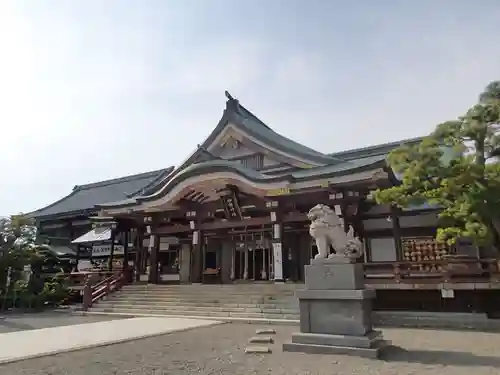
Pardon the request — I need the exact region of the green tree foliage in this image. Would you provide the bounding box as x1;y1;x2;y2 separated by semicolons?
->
0;215;39;289
1;215;70;310
374;81;500;247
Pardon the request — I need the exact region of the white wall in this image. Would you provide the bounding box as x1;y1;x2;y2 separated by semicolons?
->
369;238;397;262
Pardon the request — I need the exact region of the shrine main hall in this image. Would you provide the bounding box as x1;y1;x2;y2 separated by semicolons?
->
32;92;497;307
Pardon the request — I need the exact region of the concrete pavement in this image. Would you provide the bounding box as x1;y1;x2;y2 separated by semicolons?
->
0;317;223;364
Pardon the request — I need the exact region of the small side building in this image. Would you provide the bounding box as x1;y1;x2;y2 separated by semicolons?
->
29;167;174;268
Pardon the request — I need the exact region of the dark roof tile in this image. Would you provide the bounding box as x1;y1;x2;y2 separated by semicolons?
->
30;167;173;219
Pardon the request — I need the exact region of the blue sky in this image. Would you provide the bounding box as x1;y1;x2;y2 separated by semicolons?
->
1;0;499;216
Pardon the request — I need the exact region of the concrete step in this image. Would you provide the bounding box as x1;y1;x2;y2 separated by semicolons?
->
115;291;297;298
95;302;299;315
98;300;297;310
120;288;298;296
108;295;297;305
106;296;296;303
122;284;299;290
91;283;301;322
89;306;300;320
109;294;297;303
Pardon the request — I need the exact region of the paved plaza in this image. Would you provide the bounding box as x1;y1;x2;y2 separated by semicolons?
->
0;315;499;375
0;315;222;365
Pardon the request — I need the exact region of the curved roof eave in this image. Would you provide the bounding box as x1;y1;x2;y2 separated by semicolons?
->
136;160;288;204
291;155;387;180
100;157;387;211
95;198;139;209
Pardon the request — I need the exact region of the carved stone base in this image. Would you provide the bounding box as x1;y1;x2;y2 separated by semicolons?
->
283;330;389;359
297;289;375;336
305;261;364;290
283;257;388;359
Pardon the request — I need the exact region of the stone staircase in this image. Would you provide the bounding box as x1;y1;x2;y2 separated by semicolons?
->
87;283;301;322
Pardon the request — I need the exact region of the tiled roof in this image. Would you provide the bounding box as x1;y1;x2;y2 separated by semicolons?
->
99;156;388;210
32;94;425;218
229;101;342;165
329;137;424;162
30;167;174;219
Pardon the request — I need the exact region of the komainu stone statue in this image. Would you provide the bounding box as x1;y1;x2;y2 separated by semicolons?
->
307;204;363;260
284;203;387;358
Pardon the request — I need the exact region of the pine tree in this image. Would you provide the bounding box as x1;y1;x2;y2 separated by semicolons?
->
374;81;500;247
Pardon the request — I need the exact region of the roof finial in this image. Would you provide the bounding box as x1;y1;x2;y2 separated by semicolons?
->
225;90;240;113
225;90;234;101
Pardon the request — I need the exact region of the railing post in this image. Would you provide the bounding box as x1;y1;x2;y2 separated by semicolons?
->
119;272;125;288
442;258;451;283
394;263;401;283
82;275;92;311
105;278;111;296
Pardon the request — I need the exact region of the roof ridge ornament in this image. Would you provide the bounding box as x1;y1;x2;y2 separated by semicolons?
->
225;90;240;112
224;90;235;101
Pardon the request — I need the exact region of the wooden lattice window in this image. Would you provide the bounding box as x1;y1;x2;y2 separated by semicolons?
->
240;154;264;169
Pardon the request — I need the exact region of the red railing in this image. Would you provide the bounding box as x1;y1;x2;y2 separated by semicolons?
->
64;271;117;288
82;271;125;311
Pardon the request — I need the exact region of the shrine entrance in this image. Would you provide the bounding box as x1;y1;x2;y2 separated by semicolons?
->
232;232;273;281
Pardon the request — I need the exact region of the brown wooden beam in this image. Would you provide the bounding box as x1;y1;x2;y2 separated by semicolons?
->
390;206;403;261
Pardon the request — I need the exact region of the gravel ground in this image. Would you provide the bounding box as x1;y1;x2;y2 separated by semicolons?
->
0;311;121;333
1;322;500;375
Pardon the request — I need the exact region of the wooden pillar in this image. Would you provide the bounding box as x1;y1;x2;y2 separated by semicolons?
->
270;205;284;282
134;227;144;282
74;244;80;272
148;233;158;283
243;233;249;279
122;228;129;277
390;206;403;260
230;239;236;281
261;240;267;280
188;213;202;283
341;202;349;233
108;230;116;272
179;243;191;283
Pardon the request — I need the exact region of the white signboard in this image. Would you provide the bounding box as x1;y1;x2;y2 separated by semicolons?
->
92;244;124;257
272;242;283;281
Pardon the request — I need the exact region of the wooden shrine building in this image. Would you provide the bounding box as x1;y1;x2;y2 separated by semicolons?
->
30;92;500;313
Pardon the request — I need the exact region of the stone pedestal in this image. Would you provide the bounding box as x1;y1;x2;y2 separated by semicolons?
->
283;257;388;358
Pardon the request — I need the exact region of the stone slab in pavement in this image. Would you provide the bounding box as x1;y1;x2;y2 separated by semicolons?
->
245;346;272;354
256;328;276;334
0;317;223;365
249;335;274;343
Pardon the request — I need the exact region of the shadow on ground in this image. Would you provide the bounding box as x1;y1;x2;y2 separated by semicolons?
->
384;345;500;368
0;319;34;331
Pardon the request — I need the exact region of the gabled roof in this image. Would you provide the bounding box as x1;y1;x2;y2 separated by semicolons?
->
33;93;427;218
104;93;425;205
30;167;174;220
134;92;345;198
190;91;343;167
